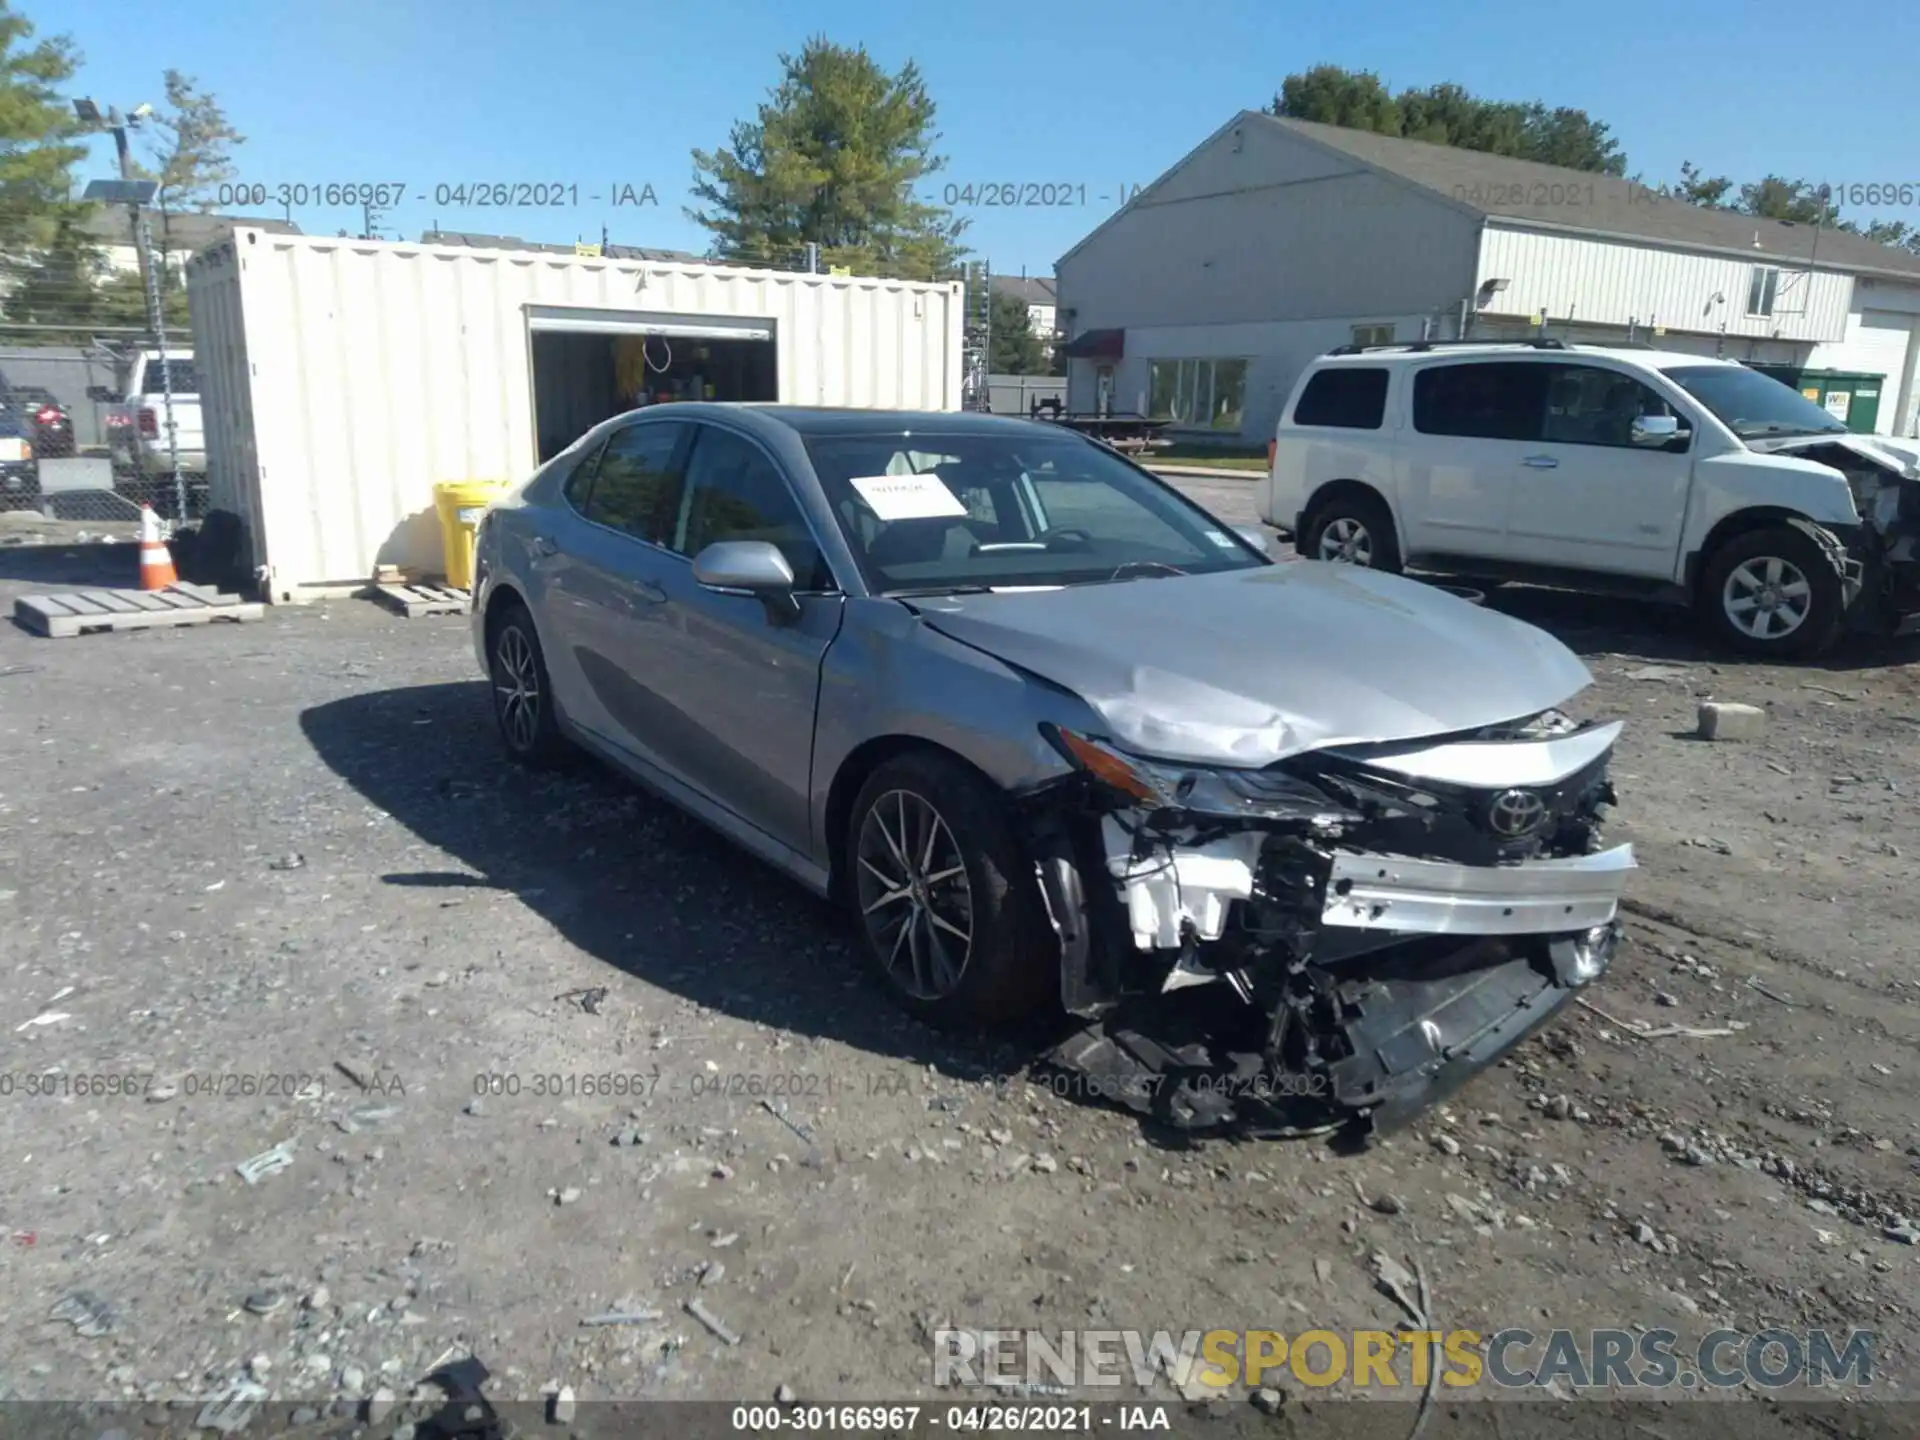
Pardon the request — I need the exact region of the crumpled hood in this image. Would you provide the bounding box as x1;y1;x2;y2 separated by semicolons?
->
1758;432;1920;480
911;563;1594;766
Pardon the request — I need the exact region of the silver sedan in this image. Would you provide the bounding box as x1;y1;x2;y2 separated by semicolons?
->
470;404;1634;1135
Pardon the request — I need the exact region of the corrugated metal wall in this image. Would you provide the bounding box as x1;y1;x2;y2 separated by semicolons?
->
187;231;964;597
1477;227;1854;342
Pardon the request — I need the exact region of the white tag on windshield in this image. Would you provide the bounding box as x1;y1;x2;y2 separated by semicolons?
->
849;472;968;521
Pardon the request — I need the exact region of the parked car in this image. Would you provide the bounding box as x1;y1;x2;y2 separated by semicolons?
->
470;404;1634;1134
1260;340;1920;658
11;386;76;459
0;386;40;509
92;349;206;516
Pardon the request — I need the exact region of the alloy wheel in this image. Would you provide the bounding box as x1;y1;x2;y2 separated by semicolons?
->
493;624;542;752
1721;555;1812;641
1318;517;1374;565
855;789;974;1001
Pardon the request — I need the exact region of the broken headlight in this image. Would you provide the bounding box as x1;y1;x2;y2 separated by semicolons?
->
1043;725;1363;825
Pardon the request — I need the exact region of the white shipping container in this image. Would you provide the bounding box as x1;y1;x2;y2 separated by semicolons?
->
186;229;965;601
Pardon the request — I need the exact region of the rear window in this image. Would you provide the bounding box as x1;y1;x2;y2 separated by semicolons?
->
142;359;198;395
1293;367;1389;429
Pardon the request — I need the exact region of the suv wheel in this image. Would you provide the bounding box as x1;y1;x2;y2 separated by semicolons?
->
1698;525;1844;659
845;752;1054;1030
1302;492;1403;573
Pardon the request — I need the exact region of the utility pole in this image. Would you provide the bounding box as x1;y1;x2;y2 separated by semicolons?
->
76;97;185;519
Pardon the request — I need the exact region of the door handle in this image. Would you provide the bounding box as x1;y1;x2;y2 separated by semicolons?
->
1522;455;1559;469
633;581;668;604
529;534;559;557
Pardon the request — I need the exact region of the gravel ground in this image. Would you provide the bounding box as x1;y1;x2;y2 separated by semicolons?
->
2;484;1918;1436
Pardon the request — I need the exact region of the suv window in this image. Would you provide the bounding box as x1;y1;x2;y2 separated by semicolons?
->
1294;367;1389;429
1412;361;1550;441
1542;365;1680;447
143;359;198;395
671;425;830;590
580;422;685;542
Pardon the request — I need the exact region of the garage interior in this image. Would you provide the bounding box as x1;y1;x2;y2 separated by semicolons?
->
529;307;779;462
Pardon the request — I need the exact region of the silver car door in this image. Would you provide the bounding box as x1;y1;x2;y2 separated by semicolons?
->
541;419;692;770
628;420;844;852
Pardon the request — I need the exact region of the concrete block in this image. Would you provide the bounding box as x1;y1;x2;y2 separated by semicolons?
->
1697;701;1766;742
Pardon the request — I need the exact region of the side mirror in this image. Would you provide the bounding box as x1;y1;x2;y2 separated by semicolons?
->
1234;525;1271;555
691;539;801;622
1630;414;1686;447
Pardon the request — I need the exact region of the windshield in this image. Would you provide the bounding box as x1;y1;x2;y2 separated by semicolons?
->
801;430;1267;593
1666;365;1848;440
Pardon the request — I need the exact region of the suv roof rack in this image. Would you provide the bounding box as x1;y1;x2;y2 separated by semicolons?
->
1324;338;1569;356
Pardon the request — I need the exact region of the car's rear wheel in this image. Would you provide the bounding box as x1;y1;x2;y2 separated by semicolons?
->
1697;525;1844;659
488;599;568;765
845;752;1054;1029
1302;491;1403;573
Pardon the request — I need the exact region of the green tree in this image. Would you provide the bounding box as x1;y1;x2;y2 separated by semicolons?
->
1;206;109;341
987;289;1045;374
1270;66;1624;174
0;1;85;255
1660;160;1736;209
124;71;244;305
688;37;968;279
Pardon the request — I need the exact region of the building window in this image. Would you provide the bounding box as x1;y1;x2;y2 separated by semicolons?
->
1351;323;1396;348
1746;267;1779;318
1147;358;1249;430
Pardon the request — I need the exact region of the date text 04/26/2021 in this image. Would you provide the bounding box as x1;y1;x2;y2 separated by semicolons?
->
213;181;659;211
934;183;1144;208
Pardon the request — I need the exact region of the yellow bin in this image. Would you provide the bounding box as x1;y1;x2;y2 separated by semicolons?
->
433;480;508;590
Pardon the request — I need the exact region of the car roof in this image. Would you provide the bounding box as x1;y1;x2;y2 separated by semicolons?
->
600;402;1069;442
1311;343;1737;371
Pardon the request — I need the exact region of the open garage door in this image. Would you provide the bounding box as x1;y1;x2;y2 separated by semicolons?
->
527;306;778;462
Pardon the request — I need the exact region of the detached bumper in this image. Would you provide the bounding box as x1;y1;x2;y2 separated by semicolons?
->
1322;923;1618;1133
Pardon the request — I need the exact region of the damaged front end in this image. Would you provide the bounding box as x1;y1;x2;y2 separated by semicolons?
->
1021;710;1634;1138
1771;437;1920;635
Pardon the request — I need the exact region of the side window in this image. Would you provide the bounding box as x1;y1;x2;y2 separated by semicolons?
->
559;437;609;511
1293;367;1389;429
1541;365;1679;448
583;422;686;543
1412;362;1549;442
671;426;831;590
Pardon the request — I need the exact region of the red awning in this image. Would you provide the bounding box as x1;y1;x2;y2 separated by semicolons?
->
1062;327;1124;359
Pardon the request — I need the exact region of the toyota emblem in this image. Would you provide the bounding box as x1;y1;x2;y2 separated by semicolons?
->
1487;788;1547;837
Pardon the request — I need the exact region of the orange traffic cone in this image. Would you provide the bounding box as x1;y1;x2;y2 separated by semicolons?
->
138;504;178;591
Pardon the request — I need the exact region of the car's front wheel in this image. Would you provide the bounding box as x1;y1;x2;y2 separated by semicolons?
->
1301;491;1403;573
1698;525;1845;659
488;599;568;765
845;752;1055;1029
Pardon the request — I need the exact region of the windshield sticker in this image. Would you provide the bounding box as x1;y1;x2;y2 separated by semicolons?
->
1205;530;1239;549
849;473;969;522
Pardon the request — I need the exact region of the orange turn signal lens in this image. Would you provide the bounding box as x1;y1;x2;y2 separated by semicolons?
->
1051;728;1165;805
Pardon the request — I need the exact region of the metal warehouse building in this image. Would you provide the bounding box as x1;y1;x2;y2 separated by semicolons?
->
186;230;964;601
1057;111;1920;445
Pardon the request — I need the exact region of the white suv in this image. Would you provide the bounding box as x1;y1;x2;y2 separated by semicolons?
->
1260;341;1920;658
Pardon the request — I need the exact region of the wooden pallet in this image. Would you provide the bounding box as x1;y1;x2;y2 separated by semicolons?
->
371;582;469;618
13;582;264;639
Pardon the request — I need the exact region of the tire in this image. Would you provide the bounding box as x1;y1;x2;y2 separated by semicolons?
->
844;751;1055;1030
1301;489;1403;573
487;599;568;766
1697;525;1845;660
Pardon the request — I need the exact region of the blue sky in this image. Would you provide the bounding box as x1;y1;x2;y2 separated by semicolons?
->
56;0;1920;277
